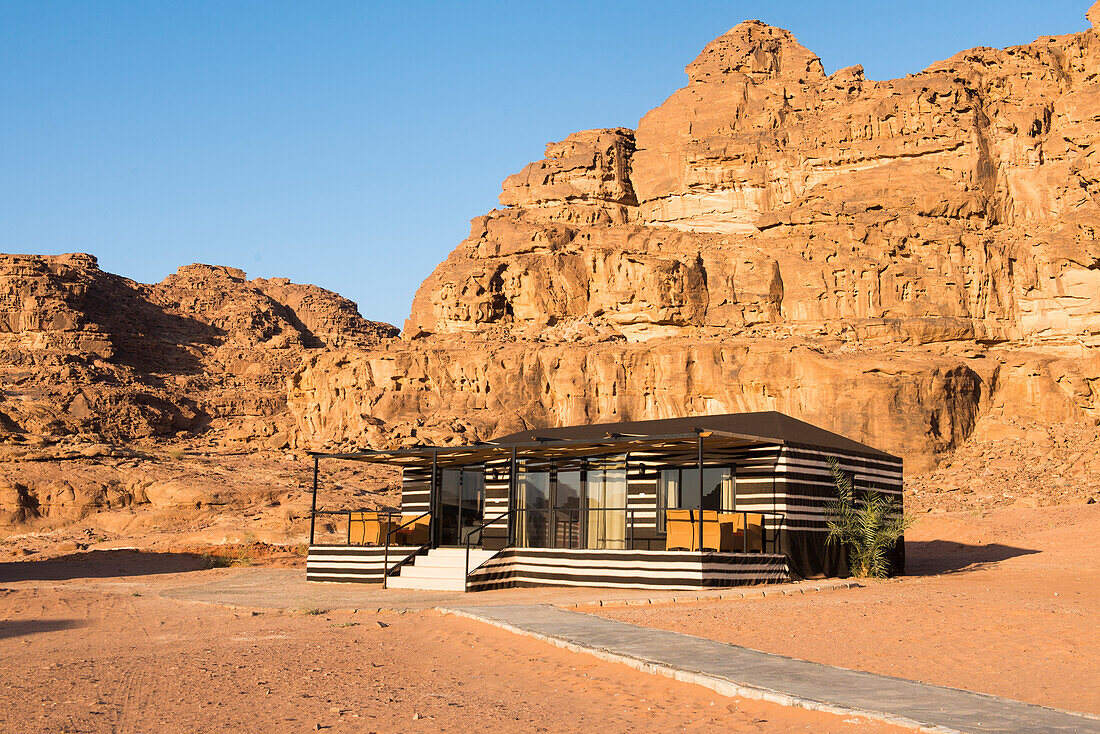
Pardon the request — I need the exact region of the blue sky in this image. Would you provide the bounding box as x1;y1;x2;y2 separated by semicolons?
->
0;1;1090;327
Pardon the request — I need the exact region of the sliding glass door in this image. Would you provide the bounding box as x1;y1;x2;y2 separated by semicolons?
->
552;469;583;549
515;465;550;547
586;457;627;550
437;468;485;546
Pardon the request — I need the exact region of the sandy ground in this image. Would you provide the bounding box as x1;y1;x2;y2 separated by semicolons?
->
0;558;899;733
595;504;1100;715
1;505;1094;731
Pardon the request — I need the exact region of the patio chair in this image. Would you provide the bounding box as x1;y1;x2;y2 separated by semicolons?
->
700;510;735;552
396;514;431;545
348;512;373;545
665;509;697;551
726;512;765;552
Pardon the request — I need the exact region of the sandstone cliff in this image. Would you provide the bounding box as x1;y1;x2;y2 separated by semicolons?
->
0;253;398;537
289;4;1100;508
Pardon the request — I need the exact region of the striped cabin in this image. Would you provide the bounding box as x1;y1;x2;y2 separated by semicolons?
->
389;412;903;580
305;411;902;589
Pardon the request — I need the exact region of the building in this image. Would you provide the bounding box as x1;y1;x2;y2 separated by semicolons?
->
305;411;904;591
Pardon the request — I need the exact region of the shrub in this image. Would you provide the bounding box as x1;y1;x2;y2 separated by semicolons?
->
824;458;910;578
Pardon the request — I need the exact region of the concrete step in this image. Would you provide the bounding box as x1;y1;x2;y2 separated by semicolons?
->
396;566;470;580
420;548;495;559
412;554;496;569
386;575;467;592
384;548;500;591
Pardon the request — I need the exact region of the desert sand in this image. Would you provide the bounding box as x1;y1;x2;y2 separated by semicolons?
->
2;505;1095;730
595;504;1100;715
0;557;898;733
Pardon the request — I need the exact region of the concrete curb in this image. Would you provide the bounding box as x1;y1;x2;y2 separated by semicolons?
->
553;579;864;609
439;605;955;733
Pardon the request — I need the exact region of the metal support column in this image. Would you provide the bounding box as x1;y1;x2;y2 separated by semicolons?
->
309;455;319;546
697;434;704;554
429;451;438;549
509;447;517;546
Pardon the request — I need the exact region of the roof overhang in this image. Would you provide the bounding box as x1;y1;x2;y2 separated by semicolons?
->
309;429;783;468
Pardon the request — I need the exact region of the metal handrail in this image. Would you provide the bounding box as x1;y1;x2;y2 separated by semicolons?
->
383;511;431;589
309;509;400;546
511;506;636;550
508;507;785;554
462;509;512;591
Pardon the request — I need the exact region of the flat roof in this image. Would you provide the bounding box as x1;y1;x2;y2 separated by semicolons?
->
493;411;896;460
311;411;898;467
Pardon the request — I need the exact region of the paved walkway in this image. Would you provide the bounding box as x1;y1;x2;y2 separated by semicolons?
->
155;567;854;611
443;604;1100;734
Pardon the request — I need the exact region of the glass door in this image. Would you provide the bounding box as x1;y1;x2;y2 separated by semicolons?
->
515;464;550;547
436;468;484;546
586;457;627;550
552;469;583;549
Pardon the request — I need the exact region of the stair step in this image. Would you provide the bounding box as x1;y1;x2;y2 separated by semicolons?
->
386;576;466;592
412;556;495;568
397;566;469;579
383;548;500;591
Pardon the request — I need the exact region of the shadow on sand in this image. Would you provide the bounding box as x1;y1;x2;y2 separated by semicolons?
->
0;549;217;582
0;618;85;640
905;540;1040;576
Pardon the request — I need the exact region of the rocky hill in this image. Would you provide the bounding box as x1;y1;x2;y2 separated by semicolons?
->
5;6;1100;554
289;6;1100;509
0;253;397;545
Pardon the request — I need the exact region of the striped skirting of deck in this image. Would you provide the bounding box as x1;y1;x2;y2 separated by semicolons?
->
305;545;421;583
467;549;789;592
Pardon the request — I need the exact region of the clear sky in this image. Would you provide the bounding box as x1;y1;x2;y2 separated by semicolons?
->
0;1;1091;327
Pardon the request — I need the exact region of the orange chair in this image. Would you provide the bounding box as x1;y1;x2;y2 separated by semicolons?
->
348;512;388;545
700;510;736;552
664;509;697;551
396;514;431;546
722;512;765;552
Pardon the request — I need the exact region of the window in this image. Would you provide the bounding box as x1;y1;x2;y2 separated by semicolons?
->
586;456;627;550
657;466;735;533
515;463;550;547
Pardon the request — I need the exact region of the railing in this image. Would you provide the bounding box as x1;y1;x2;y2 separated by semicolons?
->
309;509;406;546
510;507;785;554
462;509;512;591
382;511;431;589
512;507;639;550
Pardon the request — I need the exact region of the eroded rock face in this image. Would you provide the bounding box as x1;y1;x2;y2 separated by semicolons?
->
293;7;1100;477
0;253;397;445
0;252;400;536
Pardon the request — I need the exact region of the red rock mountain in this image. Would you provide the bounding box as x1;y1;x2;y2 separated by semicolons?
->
289;8;1100;497
0;253;396;535
4;7;1100;547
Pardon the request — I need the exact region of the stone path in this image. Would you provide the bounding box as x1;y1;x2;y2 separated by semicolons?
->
442;603;1100;734
156;567;856;611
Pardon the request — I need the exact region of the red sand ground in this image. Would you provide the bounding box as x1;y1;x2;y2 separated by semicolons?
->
1;505;1094;731
595;504;1100;715
0;570;898;732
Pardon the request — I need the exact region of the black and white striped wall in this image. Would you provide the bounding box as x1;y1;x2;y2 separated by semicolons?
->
305;546;421;583
466;549;790;592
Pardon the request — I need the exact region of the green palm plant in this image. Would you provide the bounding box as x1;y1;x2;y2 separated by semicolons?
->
824;458;910;578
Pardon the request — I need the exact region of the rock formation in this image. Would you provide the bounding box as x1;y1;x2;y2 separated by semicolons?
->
0;253;397;534
6;6;1100;552
289;4;1100;498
